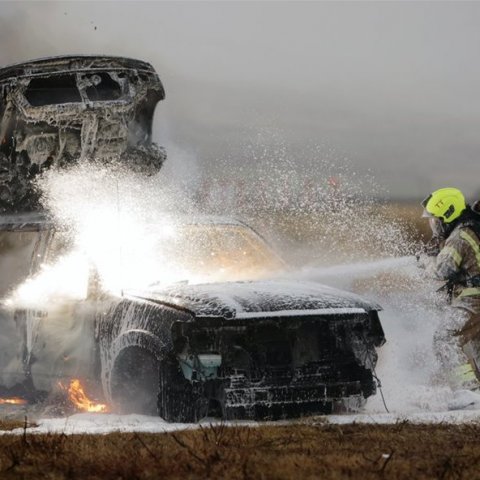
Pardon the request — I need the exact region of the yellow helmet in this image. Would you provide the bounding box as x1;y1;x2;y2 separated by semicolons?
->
421;187;466;223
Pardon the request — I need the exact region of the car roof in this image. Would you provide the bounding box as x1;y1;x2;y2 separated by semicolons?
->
0;55;160;83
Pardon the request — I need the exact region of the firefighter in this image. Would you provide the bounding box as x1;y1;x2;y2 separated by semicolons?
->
421;188;480;408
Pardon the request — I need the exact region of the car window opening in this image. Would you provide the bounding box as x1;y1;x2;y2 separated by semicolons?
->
25;75;82;106
85;73;122;101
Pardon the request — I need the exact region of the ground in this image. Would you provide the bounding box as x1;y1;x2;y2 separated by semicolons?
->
1;420;480;479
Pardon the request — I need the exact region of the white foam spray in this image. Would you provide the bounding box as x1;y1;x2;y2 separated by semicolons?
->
2;142;461;415
297;255;456;413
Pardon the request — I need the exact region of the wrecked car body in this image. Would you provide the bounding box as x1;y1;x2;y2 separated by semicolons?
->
0;55;166;212
2;215;385;422
103;279;385;421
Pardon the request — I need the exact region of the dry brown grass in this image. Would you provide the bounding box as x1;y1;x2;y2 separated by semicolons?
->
0;419;28;431
0;422;480;479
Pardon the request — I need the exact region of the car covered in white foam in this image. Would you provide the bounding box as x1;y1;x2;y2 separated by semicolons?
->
1;214;384;421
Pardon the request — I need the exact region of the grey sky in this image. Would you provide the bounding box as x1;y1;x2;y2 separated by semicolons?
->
1;1;479;199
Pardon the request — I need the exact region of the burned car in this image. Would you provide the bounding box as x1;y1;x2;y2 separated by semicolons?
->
3;214;385;422
0;55;166;212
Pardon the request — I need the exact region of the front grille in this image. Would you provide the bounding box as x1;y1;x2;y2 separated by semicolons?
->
173;314;378;415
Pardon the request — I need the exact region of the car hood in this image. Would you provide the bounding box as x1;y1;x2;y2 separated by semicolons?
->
128;279;381;319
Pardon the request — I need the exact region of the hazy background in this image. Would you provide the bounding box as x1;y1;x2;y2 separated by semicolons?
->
0;1;479;200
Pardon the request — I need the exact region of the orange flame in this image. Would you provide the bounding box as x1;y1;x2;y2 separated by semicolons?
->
62;379;108;413
0;397;27;405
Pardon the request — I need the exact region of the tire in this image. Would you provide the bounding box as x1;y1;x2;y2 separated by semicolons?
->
158;358;208;423
110;347;160;416
111;348;207;422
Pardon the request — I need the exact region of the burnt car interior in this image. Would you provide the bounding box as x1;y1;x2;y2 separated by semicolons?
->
24;75;83;106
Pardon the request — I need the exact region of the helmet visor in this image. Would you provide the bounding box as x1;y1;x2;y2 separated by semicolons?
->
429;217;444;237
421;194;433;218
421;194;432;209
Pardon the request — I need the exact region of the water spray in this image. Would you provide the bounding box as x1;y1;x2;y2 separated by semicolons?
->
297;256;418;283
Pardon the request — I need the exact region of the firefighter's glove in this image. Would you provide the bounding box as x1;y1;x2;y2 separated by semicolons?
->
423;237;441;257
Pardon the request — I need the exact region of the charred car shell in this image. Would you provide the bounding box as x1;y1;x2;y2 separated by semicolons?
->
0;55;166;212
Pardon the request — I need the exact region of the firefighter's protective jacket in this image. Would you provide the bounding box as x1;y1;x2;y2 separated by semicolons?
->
433;223;480;314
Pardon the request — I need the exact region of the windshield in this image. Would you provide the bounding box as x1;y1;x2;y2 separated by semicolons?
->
46;222;285;293
129;223;285;286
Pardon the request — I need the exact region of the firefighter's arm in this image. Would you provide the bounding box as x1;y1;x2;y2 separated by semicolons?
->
429;235;466;281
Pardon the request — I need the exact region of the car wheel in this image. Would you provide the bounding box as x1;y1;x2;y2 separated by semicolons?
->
158;358;208;423
110;346;160;416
